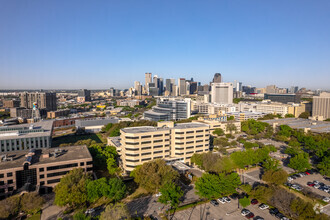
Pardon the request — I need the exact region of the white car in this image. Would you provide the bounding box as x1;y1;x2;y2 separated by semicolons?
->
217;197;226;204
314;184;321;189
287;177;293;181
323;197;330;203
259;203;269;210
241;209;250;216
85;208;95;215
313;180;320;185
223;196;231;203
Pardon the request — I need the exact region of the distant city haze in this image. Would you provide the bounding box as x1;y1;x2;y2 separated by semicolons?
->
0;0;330;90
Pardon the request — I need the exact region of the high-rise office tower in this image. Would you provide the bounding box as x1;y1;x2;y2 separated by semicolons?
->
77;89;91;103
233;80;242;92
20;92;57;111
266;85;277;93
190;82;198;94
211;82;233;104
159;78;164;95
212;73;222;83
178;78;186;96
165;79;172;95
312;92;330;119
145;73;152;88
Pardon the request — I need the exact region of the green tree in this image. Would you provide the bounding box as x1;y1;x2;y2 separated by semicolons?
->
227;116;235;121
239;197;251;208
250;185;274;201
54;168;91;208
226;123;237;134
262;157;280;171
20;192;44;214
73;211;91;220
262;169;288;185
158;182;183;208
285;114;295;118
213;128;225;136
87;178;126;202
298;111;310;119
0;195;20;219
195;173;241;199
288;153;311;172
101;123;113;133
317;156;330;176
130;159;179;192
191;153;203;168
100;203;131;220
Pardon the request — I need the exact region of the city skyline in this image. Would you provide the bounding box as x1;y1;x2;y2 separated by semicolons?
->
1;0;330;90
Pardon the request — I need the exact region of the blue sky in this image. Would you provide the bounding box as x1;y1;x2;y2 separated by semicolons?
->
0;0;329;90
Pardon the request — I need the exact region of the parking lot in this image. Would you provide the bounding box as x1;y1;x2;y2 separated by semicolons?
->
172;198;278;220
291;173;330;198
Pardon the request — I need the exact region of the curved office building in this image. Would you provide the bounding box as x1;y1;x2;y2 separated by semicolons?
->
144;98;191;121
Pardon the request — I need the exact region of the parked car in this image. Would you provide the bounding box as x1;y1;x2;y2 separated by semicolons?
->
254;216;264;220
287;176;293;181
210;200;219;206
245;212;254;219
307;182;315;187
155;192;162;197
241;209;250;216
259;203;269;210
251;199;258;205
314;184;321;189
269;208;279;216
85;208;95;215
323;197;330;203
305;171;311;175
275;212;285;219
281;217;290;220
223;196;231;203
217;197;226;204
313;180;320;185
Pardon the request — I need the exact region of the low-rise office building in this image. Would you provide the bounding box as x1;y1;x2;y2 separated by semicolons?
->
0;120;53;153
0;145;93;198
225;111;267;121
118;121;209;172
195;119;241;134
75;117;119;133
264;93;301;104
47;109;70;119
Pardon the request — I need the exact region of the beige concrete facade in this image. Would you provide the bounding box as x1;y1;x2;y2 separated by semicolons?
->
313;92;330;119
119;122;210;172
194;120;241;134
0;145;92;198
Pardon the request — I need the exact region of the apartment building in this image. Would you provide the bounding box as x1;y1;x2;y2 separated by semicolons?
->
226;112;267;121
0;120;53;153
119;121;209;172
47;109;70;119
0;145;93;198
20;92;57;111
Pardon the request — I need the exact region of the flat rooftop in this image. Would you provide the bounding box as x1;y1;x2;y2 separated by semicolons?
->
0;145;92;170
174;122;209;129
121;126;169;134
263;118;330;133
0;120;53;140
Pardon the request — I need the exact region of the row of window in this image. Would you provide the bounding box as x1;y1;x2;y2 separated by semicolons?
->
0;179;13;185
126;133;170;140
175;139;208;145
0;172;12;178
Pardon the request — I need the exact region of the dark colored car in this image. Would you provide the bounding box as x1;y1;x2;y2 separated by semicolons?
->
275;212;285;219
254;217;265;220
269;208;279;216
251;199;259;205
245;212;255;219
210;200;219;206
307;182;315;187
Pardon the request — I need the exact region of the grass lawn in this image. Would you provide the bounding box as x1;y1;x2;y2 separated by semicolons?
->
52;133;104;147
27;213;41;220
